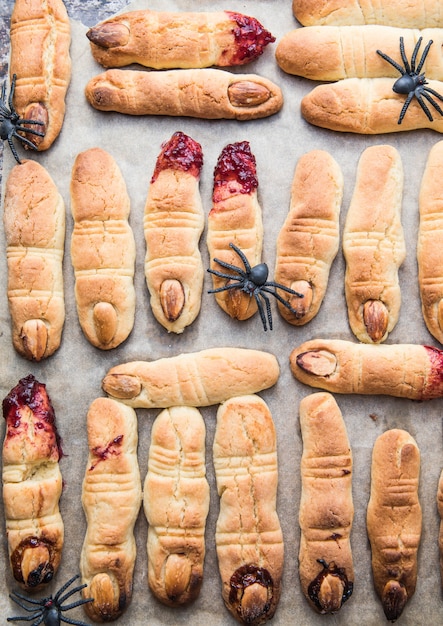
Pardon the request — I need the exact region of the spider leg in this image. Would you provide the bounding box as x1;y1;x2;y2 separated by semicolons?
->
399;36;412;74
12;130;39;151
7;614;44;624
7;136;22;164
8;74;17;110
228;242;252;273
422;87;443;117
9;592;46;608
207;267;245;282
53;575;83;603
16;123;45;137
60;596;94;611
210;257;247;277
254;292;269;331
258;291;273;331
376;49;405;75
60;614;93;626
416;38;433;74
260;285;303;314
415;92;435;121
208;282;243;294
397;91;415;124
261;281;304;297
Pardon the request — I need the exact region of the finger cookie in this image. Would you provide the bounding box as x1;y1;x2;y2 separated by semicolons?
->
299;393;354;614
80;398;142;622
213;395;284;625
70;148;136;349
102;348;280;408
144;132;204;333
87;10;274;69
207;141;263;321
4;160;65;361
418;140;443;344
2;375;63;590
367;429;422;621
144;406;209;606
85;69;283;121
343;145;405;343
9;0;71;151
274;150;343;325
290;339;443;399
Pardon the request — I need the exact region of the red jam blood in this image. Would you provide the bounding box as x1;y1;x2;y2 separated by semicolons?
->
212;141;258;205
151;131;203;183
224;12;275;65
2;374;62;460
11;536;55;586
90;434;124;470
229;564;273;620
424;345;443;398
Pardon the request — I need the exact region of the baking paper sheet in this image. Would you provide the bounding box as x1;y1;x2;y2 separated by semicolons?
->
1;0;443;624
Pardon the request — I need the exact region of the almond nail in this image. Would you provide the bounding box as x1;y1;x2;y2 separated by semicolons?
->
87;23;130;48
296;350;337;377
363;299;389;342
102;374;141;399
93;302;117;345
228;81;271;107
22;103;48;148
21;319;48;361
289;280;312;317
164;554;192;599
160;279;185;322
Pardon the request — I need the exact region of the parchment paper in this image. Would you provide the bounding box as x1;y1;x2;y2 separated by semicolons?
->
1;1;442;624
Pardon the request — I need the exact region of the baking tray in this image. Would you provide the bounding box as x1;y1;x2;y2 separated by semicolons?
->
0;0;443;624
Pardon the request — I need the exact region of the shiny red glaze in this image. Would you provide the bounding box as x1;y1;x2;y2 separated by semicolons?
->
90;434;124;470
223;12;275;65
2;374;62;460
212;141;258;205
424;345;443;398
151;131;203;183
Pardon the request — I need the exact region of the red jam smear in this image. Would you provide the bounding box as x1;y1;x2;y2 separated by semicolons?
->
223;12;275;65
212;141;258;205
151;131;203;183
2;374;63;460
424;345;443;398
90;434;124;470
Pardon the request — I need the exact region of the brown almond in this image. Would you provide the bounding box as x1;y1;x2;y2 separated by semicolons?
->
21;319;48;361
102;373;141;399
289;280;312;318
93;302;117;345
22;103;48;148
363;299;389;343
87;22;130;48
20;545;50;586
164;554;192;599
228;81;271;108
240;583;269;623
226;282;255;320
317;574;345;613
160;279;185;322
296;350;337;377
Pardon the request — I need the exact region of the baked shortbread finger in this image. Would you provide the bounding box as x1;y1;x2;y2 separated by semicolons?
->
144;406;209;606
80;397;142;622
301;78;443;134
70;148;136;349
102;347;280;408
367;429;422;622
3;160;65;361
276;26;443;81
290;339;443;399
292;0;443;28
299;393;354;614
274;150;343;325
144;132;204;333
418;140;443;344
213;395;284;625
343;145;405;343
87;10;274;69
85;69;283;121
2;375;63;590
207;141;263;321
9;0;71;151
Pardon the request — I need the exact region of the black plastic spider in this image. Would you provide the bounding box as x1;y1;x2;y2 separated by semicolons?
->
1;73;45;164
7;574;93;626
376;36;443;124
207;242;303;331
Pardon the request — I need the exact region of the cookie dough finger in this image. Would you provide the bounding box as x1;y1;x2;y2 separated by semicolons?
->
144;406;209;606
85;68;283;120
87;10;274;69
367;429;422;622
290;339;443;399
102;348;280;408
301;78;443;134
343;145;405;343
144;132;204;333
213;395;284;625
274;149;343;325
299;393;354;614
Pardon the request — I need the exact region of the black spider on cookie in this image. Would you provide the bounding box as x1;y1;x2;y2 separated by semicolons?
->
207;242;303;331
377;36;443;124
